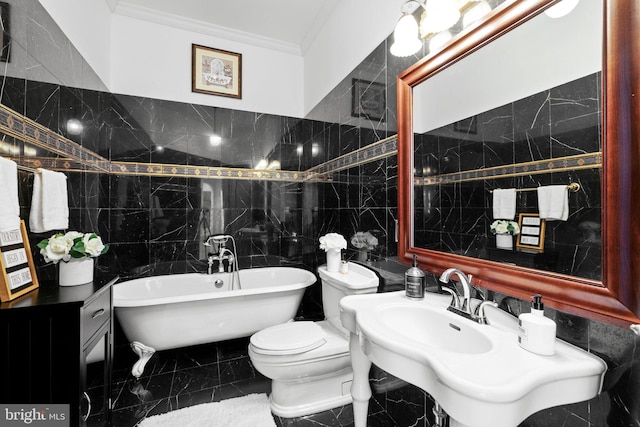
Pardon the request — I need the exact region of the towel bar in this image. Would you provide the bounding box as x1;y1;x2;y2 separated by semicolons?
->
490;183;580;193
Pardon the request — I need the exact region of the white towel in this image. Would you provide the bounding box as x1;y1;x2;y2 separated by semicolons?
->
537;185;569;221
29;168;69;233
0;156;20;232
492;188;517;220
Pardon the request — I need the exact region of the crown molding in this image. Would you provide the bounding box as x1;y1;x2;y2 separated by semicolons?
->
299;0;339;55
104;0;119;13
114;1;302;56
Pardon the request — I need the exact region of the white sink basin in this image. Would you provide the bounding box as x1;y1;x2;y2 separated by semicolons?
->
376;303;492;354
340;291;607;427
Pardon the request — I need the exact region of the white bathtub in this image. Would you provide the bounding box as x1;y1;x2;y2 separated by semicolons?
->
113;267;316;377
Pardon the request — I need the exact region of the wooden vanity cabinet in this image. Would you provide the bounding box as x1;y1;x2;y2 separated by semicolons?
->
0;276;117;426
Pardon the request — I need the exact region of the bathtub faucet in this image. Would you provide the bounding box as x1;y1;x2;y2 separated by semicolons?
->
207;248;235;274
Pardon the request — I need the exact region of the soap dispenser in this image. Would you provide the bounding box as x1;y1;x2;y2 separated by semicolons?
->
405;255;425;300
518;294;556;356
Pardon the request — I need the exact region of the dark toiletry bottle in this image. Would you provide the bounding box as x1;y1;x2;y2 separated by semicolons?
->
405;255;425;300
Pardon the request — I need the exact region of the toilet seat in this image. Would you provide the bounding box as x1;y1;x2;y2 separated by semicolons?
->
250;321;327;355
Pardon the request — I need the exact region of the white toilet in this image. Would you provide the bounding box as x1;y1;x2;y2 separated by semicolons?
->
248;262;379;418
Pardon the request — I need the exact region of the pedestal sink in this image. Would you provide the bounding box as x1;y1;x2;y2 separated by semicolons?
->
340;291;607;427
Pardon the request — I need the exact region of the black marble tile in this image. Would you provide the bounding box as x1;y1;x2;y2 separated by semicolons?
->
218;356;257;385
514;124;552;163
25;79;59;129
0;76;26;113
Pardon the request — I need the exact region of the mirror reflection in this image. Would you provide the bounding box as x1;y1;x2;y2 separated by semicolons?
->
411;0;602;280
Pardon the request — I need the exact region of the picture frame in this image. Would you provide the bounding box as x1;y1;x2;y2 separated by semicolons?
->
516;213;546;253
0;1;10;63
192;44;242;99
0;221;39;302
351;78;386;121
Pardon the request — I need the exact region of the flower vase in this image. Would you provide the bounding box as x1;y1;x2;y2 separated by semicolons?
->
59;258;94;286
326;249;341;272
496;234;513;250
356;248;368;262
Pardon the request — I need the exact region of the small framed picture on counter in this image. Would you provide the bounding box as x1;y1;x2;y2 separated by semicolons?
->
0;221;39;302
516;213;545;253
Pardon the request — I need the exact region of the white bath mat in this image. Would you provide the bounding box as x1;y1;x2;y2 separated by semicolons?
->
138;393;277;427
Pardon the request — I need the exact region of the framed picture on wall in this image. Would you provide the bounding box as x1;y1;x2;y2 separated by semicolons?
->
192;44;242;99
351;78;386;121
516;213;546;253
0;1;10;63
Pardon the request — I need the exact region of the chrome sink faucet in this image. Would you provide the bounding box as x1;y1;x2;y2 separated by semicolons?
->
439;268;473;314
439;268;497;324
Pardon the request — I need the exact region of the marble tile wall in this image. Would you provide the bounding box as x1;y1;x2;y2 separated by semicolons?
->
413;73;602;280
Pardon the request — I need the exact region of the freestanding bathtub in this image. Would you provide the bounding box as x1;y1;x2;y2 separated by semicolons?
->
113;266;317;377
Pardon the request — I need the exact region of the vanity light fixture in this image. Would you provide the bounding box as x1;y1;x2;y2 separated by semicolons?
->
390;0;493;57
428;30;453;53
419;0;460;36
390;9;423;57
462;0;492;28
544;0;579;18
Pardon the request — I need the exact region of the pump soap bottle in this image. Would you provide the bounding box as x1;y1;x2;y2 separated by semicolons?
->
405;255;425;300
518;294;556;356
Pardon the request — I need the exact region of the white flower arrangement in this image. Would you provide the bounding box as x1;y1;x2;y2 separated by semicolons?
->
490;220;520;235
351;231;379;250
37;231;109;264
319;233;347;252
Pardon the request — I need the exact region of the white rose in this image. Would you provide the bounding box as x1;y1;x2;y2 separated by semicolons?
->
495;222;509;234
319;233;347;251
83;234;105;257
64;231;84;241
62;231;83;249
41;235;72;263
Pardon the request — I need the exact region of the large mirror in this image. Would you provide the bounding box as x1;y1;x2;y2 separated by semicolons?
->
398;0;640;326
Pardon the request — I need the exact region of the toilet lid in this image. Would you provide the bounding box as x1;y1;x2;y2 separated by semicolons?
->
250;321;327;355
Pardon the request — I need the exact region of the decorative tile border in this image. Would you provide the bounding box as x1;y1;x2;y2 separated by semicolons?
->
2;104;600;186
415;152;602;186
0;104;109;172
109;161;316;181
1;103;400;182
305;135;398;180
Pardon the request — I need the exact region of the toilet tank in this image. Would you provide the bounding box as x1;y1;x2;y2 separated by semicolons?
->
318;263;379;336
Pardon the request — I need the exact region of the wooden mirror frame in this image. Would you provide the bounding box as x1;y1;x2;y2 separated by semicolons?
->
397;0;640;327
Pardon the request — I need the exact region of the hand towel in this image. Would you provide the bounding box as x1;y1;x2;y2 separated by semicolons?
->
0;156;20;232
29;168;69;233
492;188;517;220
537;185;569;221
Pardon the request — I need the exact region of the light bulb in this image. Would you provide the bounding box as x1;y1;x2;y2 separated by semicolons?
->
462;1;492;28
420;0;461;35
428;30;453;53
390;13;422;57
545;0;579;18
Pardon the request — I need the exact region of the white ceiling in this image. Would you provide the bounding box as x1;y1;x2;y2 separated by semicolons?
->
106;0;341;55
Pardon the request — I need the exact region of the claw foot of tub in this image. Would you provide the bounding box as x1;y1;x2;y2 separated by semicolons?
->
130;341;156;379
